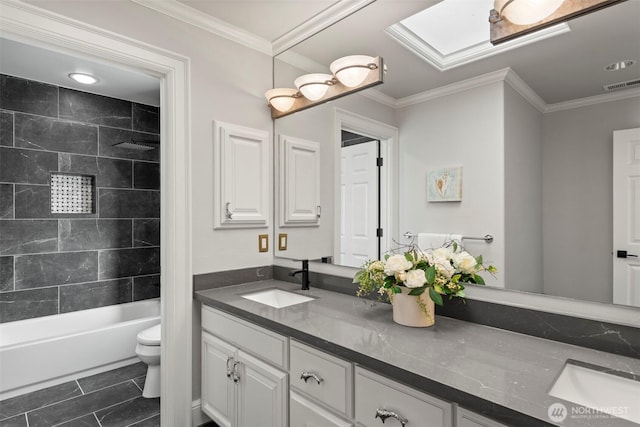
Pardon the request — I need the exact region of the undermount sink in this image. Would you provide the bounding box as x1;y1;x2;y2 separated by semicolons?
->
548;359;640;424
241;289;315;309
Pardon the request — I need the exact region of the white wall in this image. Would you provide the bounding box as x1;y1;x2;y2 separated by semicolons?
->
395;82;505;287
504;85;543;293
542;96;640;303
26;0;276;275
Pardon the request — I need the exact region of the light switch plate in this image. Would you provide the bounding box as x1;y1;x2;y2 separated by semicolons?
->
278;233;287;251
259;234;269;252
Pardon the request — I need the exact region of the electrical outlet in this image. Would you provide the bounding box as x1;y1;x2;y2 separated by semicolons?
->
278;233;287;250
258;234;269;252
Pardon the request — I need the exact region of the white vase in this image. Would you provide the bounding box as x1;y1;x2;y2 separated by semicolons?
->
391;287;435;327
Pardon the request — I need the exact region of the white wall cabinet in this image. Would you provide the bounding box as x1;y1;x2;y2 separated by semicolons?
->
213;121;270;229
278;135;321;227
201;306;288;427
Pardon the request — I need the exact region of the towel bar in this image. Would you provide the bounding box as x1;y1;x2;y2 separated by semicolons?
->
403;232;493;244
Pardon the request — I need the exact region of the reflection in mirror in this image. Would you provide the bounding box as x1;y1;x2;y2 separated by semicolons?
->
273;0;640;308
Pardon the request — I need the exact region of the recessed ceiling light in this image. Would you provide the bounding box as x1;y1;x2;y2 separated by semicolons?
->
68;73;98;84
605;60;636;71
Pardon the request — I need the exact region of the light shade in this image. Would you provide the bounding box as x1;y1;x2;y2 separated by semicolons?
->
494;0;565;25
294;73;334;101
68;73;98;85
330;55;376;88
265;88;298;112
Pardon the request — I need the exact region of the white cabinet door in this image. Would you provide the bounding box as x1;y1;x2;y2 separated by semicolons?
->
236;349;288;427
213;121;270;229
456;407;508;427
279;135;321;226
291;391;354;427
201;332;236;427
355;367;452;427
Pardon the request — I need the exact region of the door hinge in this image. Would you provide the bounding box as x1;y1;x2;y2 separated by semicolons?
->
376;228;383;237
376;157;383;167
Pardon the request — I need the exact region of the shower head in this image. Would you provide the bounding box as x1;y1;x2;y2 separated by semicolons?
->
112;139;159;151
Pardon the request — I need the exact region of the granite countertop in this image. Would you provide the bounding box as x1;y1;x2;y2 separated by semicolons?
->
195;280;640;427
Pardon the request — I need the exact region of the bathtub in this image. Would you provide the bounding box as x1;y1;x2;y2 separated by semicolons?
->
0;299;160;400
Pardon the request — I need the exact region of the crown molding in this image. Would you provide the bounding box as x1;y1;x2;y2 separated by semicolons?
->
358;87;397;108
503;69;547;113
395;68;510;109
131;0;272;55
544;88;640;113
271;0;375;56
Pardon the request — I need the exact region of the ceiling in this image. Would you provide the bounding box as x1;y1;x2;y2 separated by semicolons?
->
1;0;638;107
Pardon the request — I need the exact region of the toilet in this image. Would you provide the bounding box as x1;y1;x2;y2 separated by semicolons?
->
135;323;161;398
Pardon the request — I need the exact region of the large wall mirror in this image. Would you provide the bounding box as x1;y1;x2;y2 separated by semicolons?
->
273;0;640;312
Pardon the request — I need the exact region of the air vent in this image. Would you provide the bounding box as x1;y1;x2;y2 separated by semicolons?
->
603;78;640;92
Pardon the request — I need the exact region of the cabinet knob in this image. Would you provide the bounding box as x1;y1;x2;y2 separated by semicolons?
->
300;371;323;384
375;408;408;426
225;202;233;219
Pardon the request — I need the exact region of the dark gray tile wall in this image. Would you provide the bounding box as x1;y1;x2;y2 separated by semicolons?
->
0;74;160;323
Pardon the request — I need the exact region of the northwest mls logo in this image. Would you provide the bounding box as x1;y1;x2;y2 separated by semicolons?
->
548;403;568;422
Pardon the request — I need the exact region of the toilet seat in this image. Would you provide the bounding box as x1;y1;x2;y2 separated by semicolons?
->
137;324;161;346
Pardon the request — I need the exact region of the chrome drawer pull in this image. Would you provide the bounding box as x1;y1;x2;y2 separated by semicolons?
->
226;356;233;378
375;409;408;426
300;371;323;384
232;361;241;383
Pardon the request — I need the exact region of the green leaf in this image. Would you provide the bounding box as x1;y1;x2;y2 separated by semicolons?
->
429;287;443;306
392;286;402;294
405;252;413;263
425;265;436;284
352;270;365;283
452;241;458;252
476;254;483;265
408;286;425;296
473;274;486;285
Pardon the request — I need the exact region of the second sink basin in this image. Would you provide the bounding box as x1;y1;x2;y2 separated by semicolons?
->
241;289;315;309
548;359;640;424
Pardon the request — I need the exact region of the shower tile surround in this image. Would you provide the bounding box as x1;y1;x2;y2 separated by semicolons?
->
0;362;160;427
0;74;160;323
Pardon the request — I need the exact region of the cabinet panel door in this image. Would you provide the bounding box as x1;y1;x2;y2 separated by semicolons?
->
201;332;236;427
279;135;321;226
355;367;452;427
291;391;354;427
213;121;270;229
236;349;288;427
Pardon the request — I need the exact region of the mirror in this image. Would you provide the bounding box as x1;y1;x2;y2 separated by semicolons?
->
273;0;640;308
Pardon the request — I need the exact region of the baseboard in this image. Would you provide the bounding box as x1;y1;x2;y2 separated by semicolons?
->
192;399;211;427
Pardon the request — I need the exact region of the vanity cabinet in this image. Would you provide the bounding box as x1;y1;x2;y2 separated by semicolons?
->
456;407;508;427
201;306;288;427
355;367;453;427
289;340;354;426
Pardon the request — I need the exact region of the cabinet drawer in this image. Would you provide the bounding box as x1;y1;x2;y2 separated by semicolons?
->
457;407;508;427
291;391;354;427
290;340;353;417
202;305;288;369
354;367;452;427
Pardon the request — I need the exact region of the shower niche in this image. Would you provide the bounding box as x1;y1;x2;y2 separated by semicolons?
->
50;172;96;214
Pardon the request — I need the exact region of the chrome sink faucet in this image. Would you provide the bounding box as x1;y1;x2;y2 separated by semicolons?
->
289;259;310;290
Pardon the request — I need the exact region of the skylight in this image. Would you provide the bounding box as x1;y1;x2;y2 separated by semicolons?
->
386;0;571;71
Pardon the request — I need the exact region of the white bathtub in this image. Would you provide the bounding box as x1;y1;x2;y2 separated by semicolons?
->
0;299;160;400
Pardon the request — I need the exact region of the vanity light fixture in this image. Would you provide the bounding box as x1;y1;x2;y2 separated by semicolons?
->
68;72;98;85
294;73;335;101
489;0;627;45
266;55;384;119
265;88;299;112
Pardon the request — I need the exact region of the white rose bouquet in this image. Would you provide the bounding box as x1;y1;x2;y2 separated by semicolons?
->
353;242;496;306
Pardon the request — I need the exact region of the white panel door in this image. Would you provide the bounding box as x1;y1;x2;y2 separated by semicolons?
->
235;349;288;427
213;121;270;229
340;141;378;267
201;332;236;427
613;128;640;307
279;135;321;226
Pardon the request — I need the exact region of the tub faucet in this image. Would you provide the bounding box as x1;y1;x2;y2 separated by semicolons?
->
289;260;310;290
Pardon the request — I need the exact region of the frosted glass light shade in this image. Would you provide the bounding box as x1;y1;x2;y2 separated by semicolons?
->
329;55;375;88
294;73;334;101
265;88;298;112
494;0;565;25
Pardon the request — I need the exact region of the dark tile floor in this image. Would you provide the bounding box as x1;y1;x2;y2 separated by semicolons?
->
0;362;159;427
